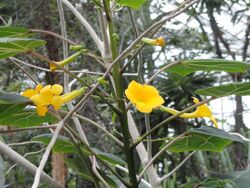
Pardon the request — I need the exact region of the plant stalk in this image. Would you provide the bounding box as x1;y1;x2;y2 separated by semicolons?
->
103;0;138;187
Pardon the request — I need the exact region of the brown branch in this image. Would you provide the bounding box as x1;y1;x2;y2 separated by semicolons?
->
242;19;250;61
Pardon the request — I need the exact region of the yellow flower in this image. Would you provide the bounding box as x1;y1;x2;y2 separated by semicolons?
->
142;36;166;46
22;84;85;116
160;97;218;128
125;80;164;113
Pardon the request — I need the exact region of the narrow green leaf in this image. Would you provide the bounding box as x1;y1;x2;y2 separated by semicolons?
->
116;0;146;9
0;109;57;127
166;59;250;76
0;26;29;37
0;37;46;59
195;82;250;97
168;126;245;153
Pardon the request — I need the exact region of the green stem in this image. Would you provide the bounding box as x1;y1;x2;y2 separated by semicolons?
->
103;0;138;187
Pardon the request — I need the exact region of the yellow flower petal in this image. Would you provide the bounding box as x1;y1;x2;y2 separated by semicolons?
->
36;105;48;116
35;84;43;93
22;89;36;98
61;88;85;103
210;116;218;128
31;94;49;106
191;97;213;118
155;36;165;46
50;62;57;72
51;96;63;110
136;102;154;113
125;80;164;113
52;84;63;95
22;84;43;98
39;85;53;104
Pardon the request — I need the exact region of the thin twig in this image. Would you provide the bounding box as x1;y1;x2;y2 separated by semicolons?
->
5;148;46;175
92;156;111;188
229;132;250;142
0;125;57;133
60;0;104;53
137;133;186;181
9;58;39;84
146;61;181;84
31;122;64;188
242;19;250;61
59;110;123;147
145;114;152;160
10;57;104;75
8;141;42;147
30;29;77;45
159;151;196;182
115;165;151;188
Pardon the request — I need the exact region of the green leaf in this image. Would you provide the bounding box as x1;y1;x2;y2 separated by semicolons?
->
217;169;250;188
0;109;57;127
0;37;46;59
92;148;126;166
0;91;30;104
65;157;93;181
195;82;250;97
168;126;245;153
166;59;250;76
32;134;78;153
116;0;146;9
0;26;29;37
0;104;26;119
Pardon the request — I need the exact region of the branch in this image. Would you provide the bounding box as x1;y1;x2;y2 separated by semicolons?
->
31;122;65;188
0;141;62;188
60;0;104;53
57;0;90;146
59;110;123;147
146;61;181;84
242;18;250;61
30;29;77;45
9;58;39;85
137;133;186;181
127;111;161;188
159;151;196;182
92;156;111;188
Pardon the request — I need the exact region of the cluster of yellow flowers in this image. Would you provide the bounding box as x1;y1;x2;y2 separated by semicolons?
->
125;80;218;128
22;84;84;116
